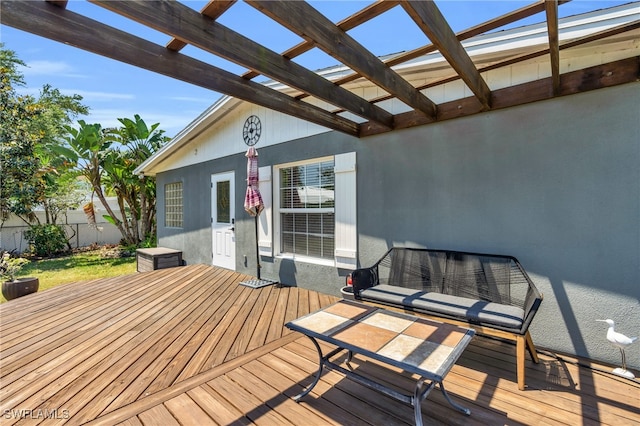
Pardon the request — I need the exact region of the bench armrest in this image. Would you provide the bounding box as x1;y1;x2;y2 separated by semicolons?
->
520;284;543;334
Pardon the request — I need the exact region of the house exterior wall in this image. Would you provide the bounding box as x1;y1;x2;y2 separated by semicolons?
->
354;83;639;370
156;82;639;369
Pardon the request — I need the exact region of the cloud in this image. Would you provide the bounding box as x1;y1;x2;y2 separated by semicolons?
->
80;108;199;137
19;60;85;78
168;96;212;104
14;87;134;102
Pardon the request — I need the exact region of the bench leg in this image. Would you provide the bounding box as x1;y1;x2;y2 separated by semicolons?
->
525;331;539;364
516;331;540;390
516;335;526;390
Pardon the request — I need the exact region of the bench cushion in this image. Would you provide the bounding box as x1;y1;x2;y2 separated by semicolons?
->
359;284;525;330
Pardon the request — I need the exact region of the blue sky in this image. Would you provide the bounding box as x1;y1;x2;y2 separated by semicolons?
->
1;1;631;137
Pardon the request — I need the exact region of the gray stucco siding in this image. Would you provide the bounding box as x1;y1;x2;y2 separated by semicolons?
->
156;82;639;369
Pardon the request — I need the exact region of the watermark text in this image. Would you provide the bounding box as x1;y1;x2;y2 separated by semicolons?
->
3;409;70;420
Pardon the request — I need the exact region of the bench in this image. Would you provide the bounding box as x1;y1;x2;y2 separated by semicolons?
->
349;247;543;390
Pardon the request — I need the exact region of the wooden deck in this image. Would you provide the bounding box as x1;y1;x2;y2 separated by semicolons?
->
1;264;638;425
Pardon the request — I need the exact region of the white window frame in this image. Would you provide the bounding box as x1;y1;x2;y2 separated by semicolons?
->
272;152;357;268
274;156;335;266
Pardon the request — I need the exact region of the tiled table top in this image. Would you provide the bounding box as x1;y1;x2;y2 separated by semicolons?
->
287;300;474;380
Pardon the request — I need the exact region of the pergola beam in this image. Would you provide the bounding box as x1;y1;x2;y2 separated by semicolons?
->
401;0;492;110
0;0;359;136
91;0;394;129
360;57;640;136
247;0;438;119
3;0;636;141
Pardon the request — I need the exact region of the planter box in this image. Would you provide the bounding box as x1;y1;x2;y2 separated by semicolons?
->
340;286;355;300
136;248;183;272
2;277;39;300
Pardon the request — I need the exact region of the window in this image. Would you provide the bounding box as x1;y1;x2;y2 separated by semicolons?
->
278;158;335;260
216;180;231;224
271;152;356;268
165;182;183;228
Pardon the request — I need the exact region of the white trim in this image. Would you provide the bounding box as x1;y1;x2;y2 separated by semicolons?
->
276;155;335;169
276;252;336;268
257;165;272;257
334;152;357;270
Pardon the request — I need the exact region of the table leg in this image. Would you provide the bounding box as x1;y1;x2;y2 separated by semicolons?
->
439;382;471;416
346;349;354;364
413;379;436;426
293;335;324;402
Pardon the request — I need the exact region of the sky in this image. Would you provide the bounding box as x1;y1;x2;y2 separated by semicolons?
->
1;0;632;137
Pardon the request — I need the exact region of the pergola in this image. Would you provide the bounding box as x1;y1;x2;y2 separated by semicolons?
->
2;0;639;138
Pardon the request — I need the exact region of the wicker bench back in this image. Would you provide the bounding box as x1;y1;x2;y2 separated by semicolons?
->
353;247;542;335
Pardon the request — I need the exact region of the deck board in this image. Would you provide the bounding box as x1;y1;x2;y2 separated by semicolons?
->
1;264;638;426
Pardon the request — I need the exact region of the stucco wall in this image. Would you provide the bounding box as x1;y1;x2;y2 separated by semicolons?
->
355;83;639;370
157;82;639;369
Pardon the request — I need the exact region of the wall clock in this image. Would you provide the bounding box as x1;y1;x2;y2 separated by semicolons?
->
243;115;261;146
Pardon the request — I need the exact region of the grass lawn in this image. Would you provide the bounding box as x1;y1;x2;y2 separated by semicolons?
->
1;249;137;304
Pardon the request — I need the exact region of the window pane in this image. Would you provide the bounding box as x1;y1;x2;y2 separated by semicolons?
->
296;234;309;256
281;213;294;232
308;235;322;258
294;213;307;233
217;180;230;223
279;159;335;260
281;225;294;254
165;182;183;228
324;237;335;258
307;214;322;235
280;213;333;260
280;188;293;209
323;213;335;234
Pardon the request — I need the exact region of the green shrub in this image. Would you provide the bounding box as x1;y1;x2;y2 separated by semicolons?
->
24;224;68;257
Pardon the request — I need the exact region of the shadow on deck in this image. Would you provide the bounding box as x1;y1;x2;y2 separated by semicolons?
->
0;265;638;425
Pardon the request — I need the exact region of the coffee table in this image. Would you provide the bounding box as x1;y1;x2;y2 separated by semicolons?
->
285;300;475;426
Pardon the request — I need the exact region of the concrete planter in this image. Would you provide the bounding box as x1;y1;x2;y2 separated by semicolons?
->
340;286;355;300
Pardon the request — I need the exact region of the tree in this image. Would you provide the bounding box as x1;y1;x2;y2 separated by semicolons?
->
1;46;42;224
58;121;132;242
109;115;168;241
58;116;167;246
0;44;88;228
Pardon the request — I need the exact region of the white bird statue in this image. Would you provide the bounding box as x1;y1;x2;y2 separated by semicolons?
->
597;319;637;378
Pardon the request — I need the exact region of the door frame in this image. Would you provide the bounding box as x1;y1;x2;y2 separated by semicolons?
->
211;171;236;270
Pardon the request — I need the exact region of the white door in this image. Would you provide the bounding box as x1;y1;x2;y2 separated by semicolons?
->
211;172;236;270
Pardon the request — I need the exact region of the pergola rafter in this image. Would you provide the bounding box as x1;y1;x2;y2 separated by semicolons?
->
1;0;360;135
246;0;439;119
545;0;561;95
91;0;395;129
401;0;492;110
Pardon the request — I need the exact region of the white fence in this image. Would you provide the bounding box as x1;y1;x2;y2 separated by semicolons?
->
1;210;123;254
